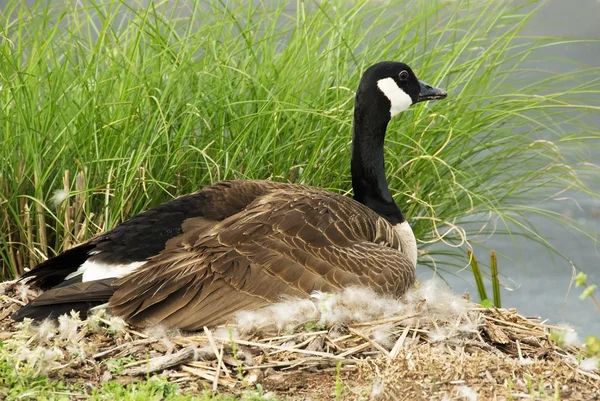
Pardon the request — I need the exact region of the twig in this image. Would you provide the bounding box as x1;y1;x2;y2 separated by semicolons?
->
213;344;223;392
204;327;231;378
121;346;197;376
126;328;149;339
348;327;391;360
259;330;328;342
337;342;371;358
350;314;418;328
93;338;158;359
268;336;315;356
390;325;411;359
213;336;345;359
485;315;545;333
180;365;236;388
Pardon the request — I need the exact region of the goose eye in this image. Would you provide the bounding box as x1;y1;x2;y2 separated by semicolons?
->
399;70;409;81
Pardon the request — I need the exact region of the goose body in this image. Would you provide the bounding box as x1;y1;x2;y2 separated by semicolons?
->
14;62;446;330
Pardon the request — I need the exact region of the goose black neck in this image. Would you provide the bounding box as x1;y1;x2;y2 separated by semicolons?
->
351;104;405;225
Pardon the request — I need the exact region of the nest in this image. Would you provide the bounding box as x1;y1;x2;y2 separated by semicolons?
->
1;279;599;400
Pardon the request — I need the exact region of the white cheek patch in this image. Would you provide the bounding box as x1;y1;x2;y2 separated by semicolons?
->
377;77;413;117
64;260;146;282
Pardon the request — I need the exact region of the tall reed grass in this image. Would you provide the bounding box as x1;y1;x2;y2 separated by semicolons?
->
1;0;598;281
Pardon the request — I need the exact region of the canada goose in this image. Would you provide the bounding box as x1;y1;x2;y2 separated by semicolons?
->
13;61;447;330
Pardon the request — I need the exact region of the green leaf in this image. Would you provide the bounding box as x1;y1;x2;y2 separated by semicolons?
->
580;285;598;301
480;299;494;308
584;335;600;357
575;272;588;287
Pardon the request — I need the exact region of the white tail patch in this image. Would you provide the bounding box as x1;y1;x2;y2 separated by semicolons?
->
64;260;146;282
376;77;413;117
393;221;418;267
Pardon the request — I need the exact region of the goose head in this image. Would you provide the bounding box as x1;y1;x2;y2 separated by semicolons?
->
355;61;447;121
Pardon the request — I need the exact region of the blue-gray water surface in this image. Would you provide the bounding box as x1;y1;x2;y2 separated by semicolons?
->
438;0;600;337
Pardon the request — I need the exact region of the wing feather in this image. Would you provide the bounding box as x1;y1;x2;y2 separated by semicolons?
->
109;185;415;330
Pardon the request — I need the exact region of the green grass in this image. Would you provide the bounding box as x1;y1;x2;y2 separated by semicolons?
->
0;315;280;400
0;0;599;285
0;342;275;400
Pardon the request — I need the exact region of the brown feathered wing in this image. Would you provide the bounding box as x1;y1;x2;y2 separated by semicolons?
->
109;185;415;331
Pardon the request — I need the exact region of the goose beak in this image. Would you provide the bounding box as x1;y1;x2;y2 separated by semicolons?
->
417;81;447;102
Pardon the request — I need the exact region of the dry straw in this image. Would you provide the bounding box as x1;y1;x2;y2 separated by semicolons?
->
0;279;598;400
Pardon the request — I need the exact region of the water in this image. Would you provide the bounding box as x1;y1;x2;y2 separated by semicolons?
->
438;0;600;337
